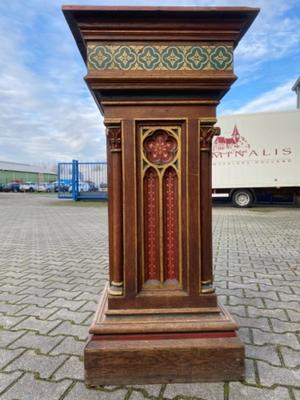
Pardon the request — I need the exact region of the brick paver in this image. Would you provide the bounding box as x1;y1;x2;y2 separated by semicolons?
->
0;193;299;399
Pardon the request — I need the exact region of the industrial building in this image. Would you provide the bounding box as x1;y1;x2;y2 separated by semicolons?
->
0;160;57;184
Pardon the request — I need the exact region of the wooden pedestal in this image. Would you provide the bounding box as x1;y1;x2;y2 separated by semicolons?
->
85;335;244;385
84;284;244;385
63;6;259;385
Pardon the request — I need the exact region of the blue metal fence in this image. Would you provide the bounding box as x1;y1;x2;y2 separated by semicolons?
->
57;160;108;200
57;162;72;199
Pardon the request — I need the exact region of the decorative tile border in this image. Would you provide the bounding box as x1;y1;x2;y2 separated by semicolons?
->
87;43;233;71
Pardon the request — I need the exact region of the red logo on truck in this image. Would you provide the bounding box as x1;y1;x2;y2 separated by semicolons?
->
213;125;250;151
212;124;292;163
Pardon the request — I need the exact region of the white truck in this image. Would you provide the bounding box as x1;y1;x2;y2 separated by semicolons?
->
212;109;300;207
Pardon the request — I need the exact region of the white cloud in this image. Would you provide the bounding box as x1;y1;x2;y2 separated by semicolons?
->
0;0;106;166
0;0;299;165
222;79;297;115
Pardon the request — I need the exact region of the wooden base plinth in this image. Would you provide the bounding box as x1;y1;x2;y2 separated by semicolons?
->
85;333;244;385
84;285;245;385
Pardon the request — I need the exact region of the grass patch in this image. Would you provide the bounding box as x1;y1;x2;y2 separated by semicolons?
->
48;199;107;208
250;205;300;212
31;191;56;195
249;208;275;213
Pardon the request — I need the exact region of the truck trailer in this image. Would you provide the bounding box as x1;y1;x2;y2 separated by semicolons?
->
212;109;300;207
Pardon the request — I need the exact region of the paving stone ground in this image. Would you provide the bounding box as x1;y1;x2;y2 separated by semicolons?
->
0;193;299;400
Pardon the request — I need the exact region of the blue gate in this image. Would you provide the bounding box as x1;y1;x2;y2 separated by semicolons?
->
57;160;108;200
57;162;72;199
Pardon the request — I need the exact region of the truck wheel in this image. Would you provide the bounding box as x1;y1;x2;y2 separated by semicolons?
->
232;190;253;208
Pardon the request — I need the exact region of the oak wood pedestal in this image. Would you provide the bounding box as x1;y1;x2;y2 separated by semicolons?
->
63;6;259;385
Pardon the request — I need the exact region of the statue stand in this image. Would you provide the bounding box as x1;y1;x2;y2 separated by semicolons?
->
63;6;259;384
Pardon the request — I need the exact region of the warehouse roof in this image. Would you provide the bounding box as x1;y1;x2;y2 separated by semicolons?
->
0;160;56;175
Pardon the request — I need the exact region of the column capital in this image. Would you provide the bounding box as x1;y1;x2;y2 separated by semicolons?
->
199;120;220;152
106;122;122;152
104;118;122;127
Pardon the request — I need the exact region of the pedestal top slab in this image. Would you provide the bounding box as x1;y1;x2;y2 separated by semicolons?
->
63;6;259;54
63;6;259;102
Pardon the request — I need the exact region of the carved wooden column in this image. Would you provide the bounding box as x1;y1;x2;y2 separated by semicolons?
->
105;120;123;296
63;5;259;385
200;120;220;294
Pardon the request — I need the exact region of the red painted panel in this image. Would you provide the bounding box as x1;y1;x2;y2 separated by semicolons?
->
144;167;160;281
163;167;179;282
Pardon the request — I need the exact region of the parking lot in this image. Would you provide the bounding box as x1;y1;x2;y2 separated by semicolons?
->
0;193;299;400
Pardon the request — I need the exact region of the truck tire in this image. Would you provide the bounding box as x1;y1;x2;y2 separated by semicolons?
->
232;189;253;208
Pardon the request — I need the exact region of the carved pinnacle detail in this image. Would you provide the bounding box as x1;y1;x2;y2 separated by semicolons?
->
200;124;220;151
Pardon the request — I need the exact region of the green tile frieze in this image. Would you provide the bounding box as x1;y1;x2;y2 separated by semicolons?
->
87;43;233;71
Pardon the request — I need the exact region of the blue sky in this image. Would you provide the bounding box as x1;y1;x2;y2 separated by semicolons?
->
0;0;299;165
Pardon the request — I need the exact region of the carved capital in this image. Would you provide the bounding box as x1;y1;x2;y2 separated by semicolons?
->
200;121;220;152
106;123;122;151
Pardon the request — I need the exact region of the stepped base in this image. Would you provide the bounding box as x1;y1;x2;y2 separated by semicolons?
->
84;285;245;385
